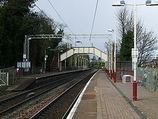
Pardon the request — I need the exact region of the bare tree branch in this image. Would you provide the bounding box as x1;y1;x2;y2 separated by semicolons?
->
116;7;158;66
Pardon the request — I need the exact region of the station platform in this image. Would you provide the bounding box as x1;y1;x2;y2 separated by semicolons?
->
8;70;81;91
7;72;63;91
68;70;158;119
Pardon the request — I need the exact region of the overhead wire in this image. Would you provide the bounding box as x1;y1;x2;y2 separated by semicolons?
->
47;0;74;35
35;2;75;45
35;4;61;30
47;0;79;46
89;0;99;46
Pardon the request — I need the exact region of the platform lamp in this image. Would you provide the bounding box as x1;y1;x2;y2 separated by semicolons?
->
75;40;83;69
108;29;117;83
104;41;112;78
44;47;52;73
112;0;158;101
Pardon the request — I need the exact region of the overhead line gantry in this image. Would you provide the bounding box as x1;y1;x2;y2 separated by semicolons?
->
23;33;112;68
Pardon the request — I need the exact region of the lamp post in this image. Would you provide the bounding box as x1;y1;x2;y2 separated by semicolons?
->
44;47;51;73
23;37;31;72
76;41;83;69
75;41;83;46
108;29;117;83
56;48;63;71
112;0;158;101
104;42;111;76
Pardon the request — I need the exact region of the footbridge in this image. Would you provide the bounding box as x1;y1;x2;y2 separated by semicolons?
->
60;47;107;61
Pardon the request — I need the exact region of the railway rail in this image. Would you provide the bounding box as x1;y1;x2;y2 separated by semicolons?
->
30;70;95;119
0;69;97;119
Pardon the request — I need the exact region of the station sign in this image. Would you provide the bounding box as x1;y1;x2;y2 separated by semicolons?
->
17;62;31;68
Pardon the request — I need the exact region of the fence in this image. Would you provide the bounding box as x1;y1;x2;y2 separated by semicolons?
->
0;67;43;86
137;67;158;92
105;61;158;92
0;70;9;86
0;67;20;85
116;61;133;81
105;61;133;82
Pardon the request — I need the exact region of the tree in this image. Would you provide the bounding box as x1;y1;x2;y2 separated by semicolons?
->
116;7;129;38
29;12;64;68
0;0;37;68
0;0;64;68
120;31;133;61
137;30;158;66
116;7;158;66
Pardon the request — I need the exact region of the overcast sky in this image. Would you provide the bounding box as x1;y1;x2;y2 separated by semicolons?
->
34;0;158;56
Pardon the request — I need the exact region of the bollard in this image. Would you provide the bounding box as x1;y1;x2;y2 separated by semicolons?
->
114;72;116;83
133;81;137;101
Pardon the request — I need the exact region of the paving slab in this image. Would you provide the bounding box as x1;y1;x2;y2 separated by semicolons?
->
71;70;142;119
114;80;158;119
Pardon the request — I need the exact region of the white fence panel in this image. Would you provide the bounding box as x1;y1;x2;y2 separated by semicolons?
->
0;70;9;86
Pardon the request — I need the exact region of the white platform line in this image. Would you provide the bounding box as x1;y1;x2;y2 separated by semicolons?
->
66;70;99;119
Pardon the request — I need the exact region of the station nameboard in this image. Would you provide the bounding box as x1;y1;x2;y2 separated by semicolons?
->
17;62;31;68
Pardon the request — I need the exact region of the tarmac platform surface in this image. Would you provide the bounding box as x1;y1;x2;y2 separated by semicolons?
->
68;70;158;119
10;71;75;91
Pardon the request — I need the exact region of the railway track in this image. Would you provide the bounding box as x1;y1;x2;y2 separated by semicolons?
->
0;69;97;119
30;71;95;119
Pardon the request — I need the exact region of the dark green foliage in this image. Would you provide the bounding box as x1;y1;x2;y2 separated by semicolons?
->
0;0;63;68
119;31;134;61
0;0;36;67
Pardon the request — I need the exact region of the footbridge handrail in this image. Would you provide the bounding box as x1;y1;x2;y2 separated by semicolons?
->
60;47;107;61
